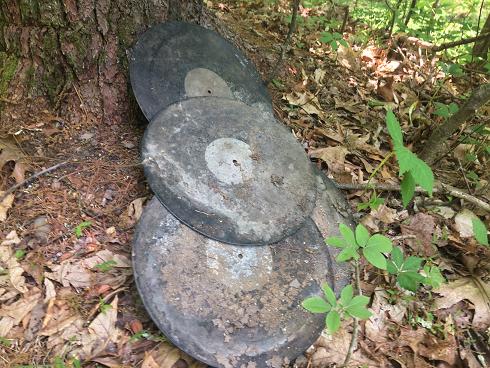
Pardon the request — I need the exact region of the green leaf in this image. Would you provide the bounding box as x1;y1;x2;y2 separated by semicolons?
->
14;249;26;260
448;102;459;114
94;260;117;272
331;40;339;51
336;246;359;262
333;32;343;40
339;223;356;246
434;102;450;118
322;283;337;306
340;285;354;306
400;172;416;207
391;246;404;268
423;265;444;288
472;218;489;246
355;224;370;247
395;146;417;175
448;63;463;77
74;221;92;238
339;39;349;47
410;158;434;195
397;271;424;292
402;256;423;272
320;32;333;43
345;295;372;319
302;297;331;313
73;359;82;368
326;310;341;334
387;260;398;275
363;247;387;270
325;236;346;248
366;234;393;253
386;110;403;147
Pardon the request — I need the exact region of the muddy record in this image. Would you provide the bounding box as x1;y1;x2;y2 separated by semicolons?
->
141;97;317;246
132;197;339;368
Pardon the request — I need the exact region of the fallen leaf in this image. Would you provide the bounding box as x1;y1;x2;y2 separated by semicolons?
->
0;233;27;293
0;290;41;327
435;277;490;328
365;290;407;344
142;342;206;368
0;192;14;222
401;212;437;257
337;44;359;71
454;209;479;238
284;91;324;117
46;260;93;288
122;197;147;227
0;138;29;184
370;204;398;224
82;249;131;269
309;327;379;367
44;277;56;302
88;295;118;341
310;146;349;175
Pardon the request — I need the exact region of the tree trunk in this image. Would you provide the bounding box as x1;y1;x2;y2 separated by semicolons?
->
0;0;203;124
419;83;490;165
472;13;490;61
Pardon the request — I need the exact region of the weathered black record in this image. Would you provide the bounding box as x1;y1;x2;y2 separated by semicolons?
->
129;21;271;120
142;97;317;246
132;171;353;368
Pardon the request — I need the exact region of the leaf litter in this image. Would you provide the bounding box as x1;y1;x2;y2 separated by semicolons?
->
0;0;488;367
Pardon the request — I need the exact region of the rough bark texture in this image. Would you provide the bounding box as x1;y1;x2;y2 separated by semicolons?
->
420;83;490;165
473;13;490;61
0;0;202;124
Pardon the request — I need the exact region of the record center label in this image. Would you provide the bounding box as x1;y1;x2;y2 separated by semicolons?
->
205;138;254;185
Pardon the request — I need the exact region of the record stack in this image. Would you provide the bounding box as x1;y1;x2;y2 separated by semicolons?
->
129;22;354;368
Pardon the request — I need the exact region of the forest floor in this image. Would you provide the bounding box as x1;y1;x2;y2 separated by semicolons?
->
0;1;489;367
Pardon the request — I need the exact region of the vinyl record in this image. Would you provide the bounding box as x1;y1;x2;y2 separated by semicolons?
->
133;197;337;368
129;21;271;120
142;97;317;246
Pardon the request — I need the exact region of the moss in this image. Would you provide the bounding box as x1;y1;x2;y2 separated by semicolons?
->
19;0;40;25
0;51;18;96
39;0;64;27
59;24;92;76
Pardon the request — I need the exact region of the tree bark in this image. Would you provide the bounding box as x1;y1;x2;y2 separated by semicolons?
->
472;13;490;61
0;0;203;124
419;83;490;165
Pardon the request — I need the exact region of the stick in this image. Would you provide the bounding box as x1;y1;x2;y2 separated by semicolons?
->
266;0;301;84
0;161;69;203
343;260;361;367
433;32;490;52
335;181;490;212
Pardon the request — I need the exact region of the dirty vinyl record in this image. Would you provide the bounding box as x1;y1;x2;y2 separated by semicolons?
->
129;21;271;120
133;198;334;368
141;97;317;246
132;171;353;368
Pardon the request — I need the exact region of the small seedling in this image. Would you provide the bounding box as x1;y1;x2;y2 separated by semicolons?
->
74;221;92;238
434;102;459;118
0;336;12;346
303;284;371;334
326;223;393;269
357;191;384;211
99;298;112;314
320;31;348;51
130;330;167;343
386;110;434;206
93;260;117;272
14;249;26;260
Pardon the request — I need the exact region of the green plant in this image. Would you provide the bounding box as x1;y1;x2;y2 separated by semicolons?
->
302;284;371;334
14;249;26;260
93;260;117;272
357;191;384;211
74;221;92;238
98;298;112;314
472;217;489;246
326;223;393;269
0;336;12;346
129;330;167;343
320;31;348;51
387;247;444;291
434;102;459;118
386;110;434;206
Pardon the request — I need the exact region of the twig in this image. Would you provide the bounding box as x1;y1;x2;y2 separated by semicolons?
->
266;0;300;84
340;6;349;33
335;181;490;212
343;260;361;367
433;32;490;51
0;161;69;203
